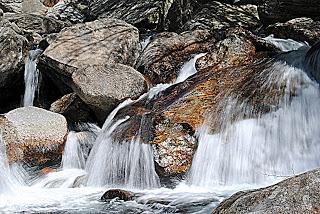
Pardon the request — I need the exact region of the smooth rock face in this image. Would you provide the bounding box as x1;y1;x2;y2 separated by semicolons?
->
213;169;320;213
0;107;68;166
72;64;147;115
137;30;217;84
0;26;27;88
101;189;134;201
266;18;320;45
42;18;140;77
22;0;47;15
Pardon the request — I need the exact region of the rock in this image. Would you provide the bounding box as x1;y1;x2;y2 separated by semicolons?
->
0;26;27;89
0;0;23;13
266;18;320;45
50;93;96;123
22;0;47;16
196;28;256;71
0;106;68;166
167;1;260;32
42;18;140;77
137;30;218;84
101;189;135;201
94;0;172;30
3;12;67;35
46;0;89;23
212;168;320;213
258;0;320;25
42;0;59;7
72;64;147;117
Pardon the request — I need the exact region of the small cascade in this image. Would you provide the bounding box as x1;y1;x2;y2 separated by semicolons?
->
141;35;152;50
0;134;13;193
23;49;43;107
61;132;85;170
264;35;308;52
189;61;320;187
175;53;207;83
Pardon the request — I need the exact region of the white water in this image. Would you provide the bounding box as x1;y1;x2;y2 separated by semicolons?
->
23;49;42;107
264;34;308;52
0;134;13;193
176;53;207;83
190;61;320;187
61;132;85;169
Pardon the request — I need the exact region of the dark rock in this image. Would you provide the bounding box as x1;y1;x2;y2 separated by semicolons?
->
266;18;320;45
101;189;135;201
137;30;218;84
167;1;260;33
212;168;320;213
0;0;23;13
258;0;320;25
50;93;96;123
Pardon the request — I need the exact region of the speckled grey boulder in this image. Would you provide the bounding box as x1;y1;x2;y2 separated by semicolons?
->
0;106;68;166
213;168;320;213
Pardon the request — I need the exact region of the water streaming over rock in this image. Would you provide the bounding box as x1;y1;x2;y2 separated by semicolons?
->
0;134;13;193
190;61;320;187
61;132;85;169
23;49;43;107
264;34;308;52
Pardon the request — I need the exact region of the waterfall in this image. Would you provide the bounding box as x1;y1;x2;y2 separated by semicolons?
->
61;132;85;170
0;134;13;193
264;35;308;52
23;49;43;107
189;61;320;187
175;53;207;83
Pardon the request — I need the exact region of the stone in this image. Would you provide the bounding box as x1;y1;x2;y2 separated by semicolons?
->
258;0;320;25
0;26;27;88
50;93;96;123
0;0;23;13
137;30;217;84
22;0;47;16
3;12;67;35
0;106;68;166
212;168;320;213
101;189;135;201
41;18;140;77
266;18;320;45
72;64;147;116
168;1;260;32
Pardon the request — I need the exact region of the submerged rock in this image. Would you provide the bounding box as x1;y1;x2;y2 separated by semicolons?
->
0;106;68;166
266;18;320;45
212;168;320;213
101;189;135;201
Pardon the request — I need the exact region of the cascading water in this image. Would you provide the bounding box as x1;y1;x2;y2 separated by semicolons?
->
189;61;320;187
61;131;85;169
23;49;43;107
0;134;13;193
264;34;308;52
85;53;206;189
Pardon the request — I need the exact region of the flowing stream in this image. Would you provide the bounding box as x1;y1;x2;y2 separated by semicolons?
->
23;49;42;107
1;42;320;213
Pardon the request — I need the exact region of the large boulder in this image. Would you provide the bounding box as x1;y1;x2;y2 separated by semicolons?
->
41;18;145;117
212;168;320;213
266;18;320;45
0;106;68;166
258;0;320;25
72;64;147;117
137;30;218;84
0;0;22;13
42;18;140;76
166;1;260;32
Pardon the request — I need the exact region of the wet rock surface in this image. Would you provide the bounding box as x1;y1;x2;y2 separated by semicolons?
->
0;106;68;166
213;168;320;213
101;189;135;201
